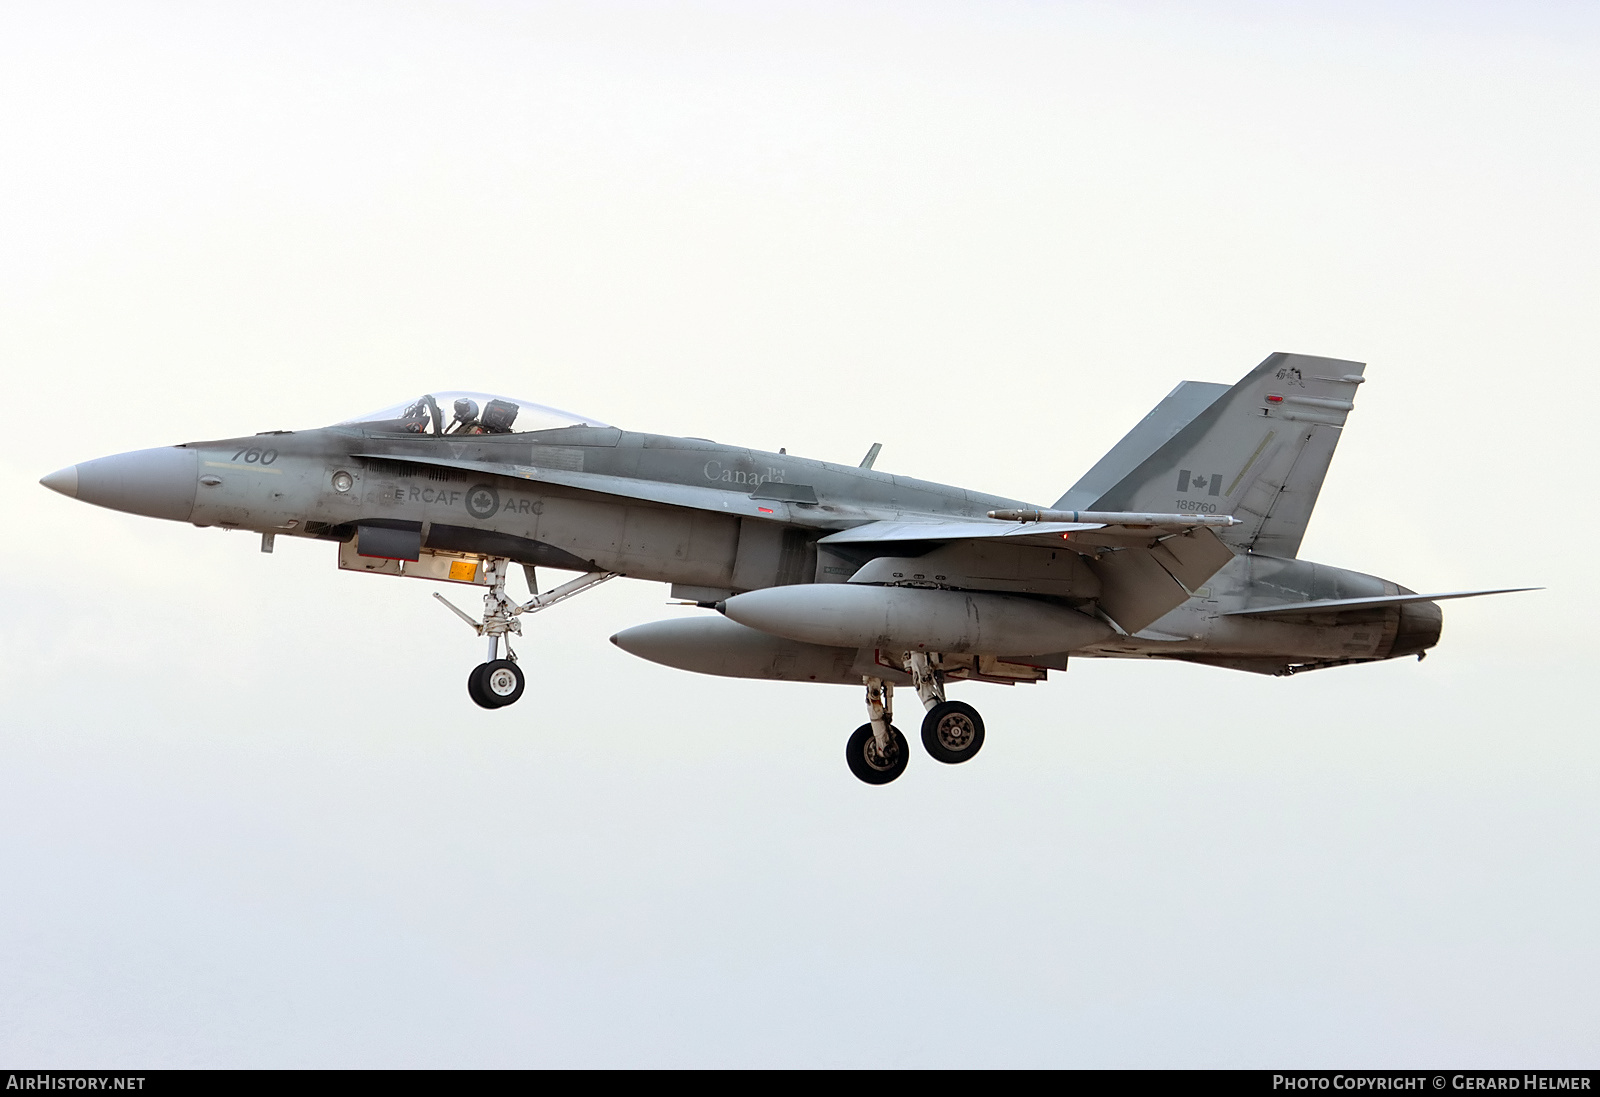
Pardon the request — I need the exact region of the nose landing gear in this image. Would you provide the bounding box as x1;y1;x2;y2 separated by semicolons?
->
434;559;616;710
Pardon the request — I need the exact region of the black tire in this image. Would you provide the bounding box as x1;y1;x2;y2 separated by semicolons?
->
921;700;985;764
845;723;909;785
480;659;525;707
467;663;499;709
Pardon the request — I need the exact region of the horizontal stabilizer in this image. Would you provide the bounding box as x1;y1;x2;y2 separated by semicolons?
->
1220;587;1539;618
1089;527;1237;633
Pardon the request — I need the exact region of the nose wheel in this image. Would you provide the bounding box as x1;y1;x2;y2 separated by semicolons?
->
433;560;616;711
468;659;526;709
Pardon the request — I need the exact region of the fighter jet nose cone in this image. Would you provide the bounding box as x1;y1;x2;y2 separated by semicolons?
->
39;465;79;498
608;633;622;647
71;446;200;522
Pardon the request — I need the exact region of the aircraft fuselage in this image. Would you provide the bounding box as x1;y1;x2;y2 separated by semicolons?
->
53;422;1435;677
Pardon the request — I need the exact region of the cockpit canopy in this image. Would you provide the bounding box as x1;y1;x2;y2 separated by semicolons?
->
341;391;609;436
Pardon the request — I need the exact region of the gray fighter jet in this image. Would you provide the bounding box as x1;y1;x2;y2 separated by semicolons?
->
40;353;1530;784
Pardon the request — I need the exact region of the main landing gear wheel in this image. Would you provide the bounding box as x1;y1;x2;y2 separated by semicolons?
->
846;723;909;785
921;700;985;764
468;659;525;709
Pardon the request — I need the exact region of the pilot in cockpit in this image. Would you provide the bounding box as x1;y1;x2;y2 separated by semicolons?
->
448;397;480;434
358;394;524;436
447;397;520;435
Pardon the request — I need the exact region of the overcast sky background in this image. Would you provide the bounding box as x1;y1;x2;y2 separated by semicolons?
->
1;0;1596;1067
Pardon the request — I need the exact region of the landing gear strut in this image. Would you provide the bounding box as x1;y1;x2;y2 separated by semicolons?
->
844;654;987;783
905;651;985;765
846;677;908;784
434;559;616;710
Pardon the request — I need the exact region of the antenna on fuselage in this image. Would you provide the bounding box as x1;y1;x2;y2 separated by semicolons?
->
859;443;882;470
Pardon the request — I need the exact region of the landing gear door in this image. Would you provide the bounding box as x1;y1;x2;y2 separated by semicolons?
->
337;539;490;585
404;551;491;585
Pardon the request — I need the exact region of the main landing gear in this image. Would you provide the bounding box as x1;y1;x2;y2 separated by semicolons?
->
433;558;616;710
846;678;909;784
849;652;986;785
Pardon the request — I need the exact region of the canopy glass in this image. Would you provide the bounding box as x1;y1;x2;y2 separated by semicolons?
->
341;392;609;436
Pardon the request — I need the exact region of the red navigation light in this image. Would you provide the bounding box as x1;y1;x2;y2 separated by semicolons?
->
1266;393;1284;403
757;506;774;514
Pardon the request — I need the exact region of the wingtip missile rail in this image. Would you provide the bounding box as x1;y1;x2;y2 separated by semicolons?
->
987;509;1242;527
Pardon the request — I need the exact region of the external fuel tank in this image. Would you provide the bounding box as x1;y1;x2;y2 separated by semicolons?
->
718;583;1111;655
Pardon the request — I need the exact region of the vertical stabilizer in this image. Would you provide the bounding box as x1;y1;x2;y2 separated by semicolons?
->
1054;380;1229;511
1083;353;1365;558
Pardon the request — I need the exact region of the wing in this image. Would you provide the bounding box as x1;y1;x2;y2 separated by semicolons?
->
359;453;1239;634
819;510;1238;546
822;513;1240;635
816;518;1096;545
